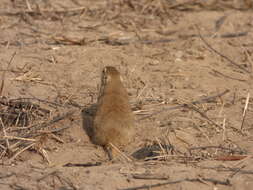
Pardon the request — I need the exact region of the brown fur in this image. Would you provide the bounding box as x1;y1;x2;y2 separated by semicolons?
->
92;66;135;158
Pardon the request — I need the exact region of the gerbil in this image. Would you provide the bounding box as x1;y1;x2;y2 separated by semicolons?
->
92;66;135;159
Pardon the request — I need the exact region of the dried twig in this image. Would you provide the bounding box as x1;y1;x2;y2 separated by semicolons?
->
63;162;102;167
37;170;60;182
222;117;226;141
53;31;248;47
119;177;231;190
22;110;75;138
0;118;10;150
109;142;133;162
240;92;250;131
229;165;246;178
211;69;246;82
132;174;169;180
196;26;250;73
220;32;248;38
189;145;245;155
6;143;35;163
10;97;68;108
38;148;50;164
197;165;253;175
52;36;91;46
144;155;196;162
138;89;229;120
167;0;199;9
0;97;51;128
0;173;14;179
0;51;16;96
0;7;87;16
0;98;50;114
215;15;227;32
3;136;36;142
215;155;248;161
44;126;72;134
25;0;32;11
55;172;78;190
185;104;222;129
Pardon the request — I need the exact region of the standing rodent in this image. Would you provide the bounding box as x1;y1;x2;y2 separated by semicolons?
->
92;66;135;159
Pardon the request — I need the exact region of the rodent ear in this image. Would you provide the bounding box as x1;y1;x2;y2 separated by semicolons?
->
106;74;112;82
102;67;107;75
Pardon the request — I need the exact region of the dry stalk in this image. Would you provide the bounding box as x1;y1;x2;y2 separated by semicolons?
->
0;118;10;150
37;130;64;143
0;144;6;150
155;137;166;156
63;162;102;167
6;143;35;163
240;92;250;131
132;173;169;180
25;0;32;11
21;110;75;138
3;136;36;142
39;148;50;164
139;89;229;121
37;170;60;182
109;142;133;162
189;145;245;155
196;25;250;74
186;104;222;130
0;7;87;16
119;177;231;190
0;51;16;96
211;69;246;82
222;118;226;141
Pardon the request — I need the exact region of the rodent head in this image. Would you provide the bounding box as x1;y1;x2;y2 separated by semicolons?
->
98;66;122;99
97;66;127;101
102;66;122;84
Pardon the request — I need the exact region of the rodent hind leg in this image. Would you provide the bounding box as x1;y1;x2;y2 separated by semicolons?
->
103;144;114;160
105;143;133;162
103;143;121;160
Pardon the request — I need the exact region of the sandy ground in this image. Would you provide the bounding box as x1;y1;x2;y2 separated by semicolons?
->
0;0;253;189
